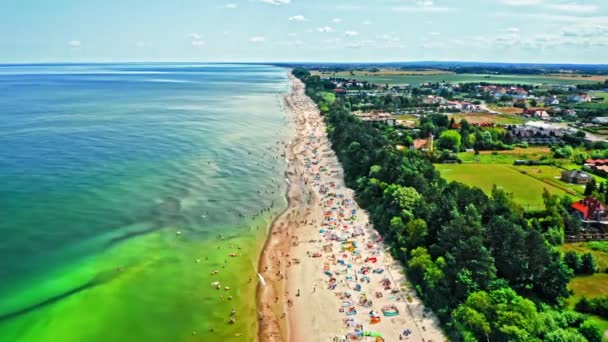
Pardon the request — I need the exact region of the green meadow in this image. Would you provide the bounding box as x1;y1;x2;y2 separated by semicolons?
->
435;164;575;209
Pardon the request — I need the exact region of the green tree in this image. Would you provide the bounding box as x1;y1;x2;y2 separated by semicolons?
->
438;130;462;151
580;253;597;274
585;178;597;196
404;218;428;249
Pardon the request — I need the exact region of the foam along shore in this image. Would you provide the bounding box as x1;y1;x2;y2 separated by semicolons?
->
257;74;446;342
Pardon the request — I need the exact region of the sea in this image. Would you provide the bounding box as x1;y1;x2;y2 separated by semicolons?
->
0;63;292;341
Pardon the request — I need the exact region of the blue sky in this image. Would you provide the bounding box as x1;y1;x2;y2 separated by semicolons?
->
1;0;607;63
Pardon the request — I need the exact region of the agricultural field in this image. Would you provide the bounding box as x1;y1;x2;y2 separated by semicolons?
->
435;163;574;209
312;69;453;77
546;74;608;82
312;71;602;86
487;104;524;115
449;113;526;125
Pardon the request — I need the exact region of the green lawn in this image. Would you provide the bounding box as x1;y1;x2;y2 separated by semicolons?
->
566;273;608;310
457;148;552;164
435;164;573;209
317;73;602;86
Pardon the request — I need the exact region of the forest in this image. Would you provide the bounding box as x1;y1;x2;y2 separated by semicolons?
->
292;68;605;341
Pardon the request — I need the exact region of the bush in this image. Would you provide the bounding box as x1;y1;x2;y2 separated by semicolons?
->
576;296;608;319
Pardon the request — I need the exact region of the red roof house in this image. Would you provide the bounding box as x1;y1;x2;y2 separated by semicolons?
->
572;197;607;221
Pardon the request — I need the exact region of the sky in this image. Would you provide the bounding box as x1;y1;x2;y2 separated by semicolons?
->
0;0;607;64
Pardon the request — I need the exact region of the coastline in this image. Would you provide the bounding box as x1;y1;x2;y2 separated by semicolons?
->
257;73;445;342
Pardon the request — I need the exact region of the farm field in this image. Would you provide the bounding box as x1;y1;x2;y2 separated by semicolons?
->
487;104;524;115
449;113;526;125
546;74;608;82
312;69;454;77
435;163;573;209
313;71;602;86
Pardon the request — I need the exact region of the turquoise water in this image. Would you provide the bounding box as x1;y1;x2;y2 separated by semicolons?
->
0;64;291;341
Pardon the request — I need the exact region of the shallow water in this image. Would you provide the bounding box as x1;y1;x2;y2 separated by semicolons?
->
0;63;291;341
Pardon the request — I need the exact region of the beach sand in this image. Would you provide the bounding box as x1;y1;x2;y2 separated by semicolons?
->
257;75;445;342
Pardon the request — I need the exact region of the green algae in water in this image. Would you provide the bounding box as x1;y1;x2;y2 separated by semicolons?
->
0;64;292;341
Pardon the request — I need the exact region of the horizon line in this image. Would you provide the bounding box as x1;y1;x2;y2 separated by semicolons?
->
1;60;608;67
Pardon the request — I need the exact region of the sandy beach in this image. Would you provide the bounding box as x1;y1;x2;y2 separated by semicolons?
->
257;75;445;342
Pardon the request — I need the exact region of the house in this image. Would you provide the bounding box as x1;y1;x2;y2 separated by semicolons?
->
411;133;434;152
461;102;482;113
423;95;447;105
352;111;396;126
547;96;560;106
585;159;608;166
561;170;592;184
571;197;607;221
523;109;550;120
442;101;462;110
568;93;592;103
592;117;608;125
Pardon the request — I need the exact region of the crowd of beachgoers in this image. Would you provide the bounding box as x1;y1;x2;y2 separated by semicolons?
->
257;75;445;342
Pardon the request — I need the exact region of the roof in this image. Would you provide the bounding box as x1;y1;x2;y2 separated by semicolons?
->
592;117;608;124
572;197;606;220
412;139;428;150
586;159;608;165
562;170;590;179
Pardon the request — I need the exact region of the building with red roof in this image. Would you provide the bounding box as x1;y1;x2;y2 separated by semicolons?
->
572;197;607;221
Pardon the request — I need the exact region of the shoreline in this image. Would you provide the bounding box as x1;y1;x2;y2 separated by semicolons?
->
258;73;445;342
256;73;310;341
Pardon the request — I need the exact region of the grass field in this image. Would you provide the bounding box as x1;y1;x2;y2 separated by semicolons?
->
590;91;608;103
435;163;574;209
312;71;602;86
457;148;551;164
449;113;526;125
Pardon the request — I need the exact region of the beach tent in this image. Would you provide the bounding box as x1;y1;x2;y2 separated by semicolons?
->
381;305;399;317
362;331;383;338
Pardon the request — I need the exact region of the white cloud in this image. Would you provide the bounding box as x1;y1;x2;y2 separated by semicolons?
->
260;0;290;5
288;15;306;22
332;18;342;23
224;3;237;9
136;41;145;48
317;26;334;33
250;36;266;43
345;30;359;37
393;1;451;12
68;40;81;47
547;3;598;13
428;31;441;36
191;40;205;47
362;20;372;25
502;0;543;5
287;33;297;37
561;25;608;38
506;27;520;33
188;33;202;40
